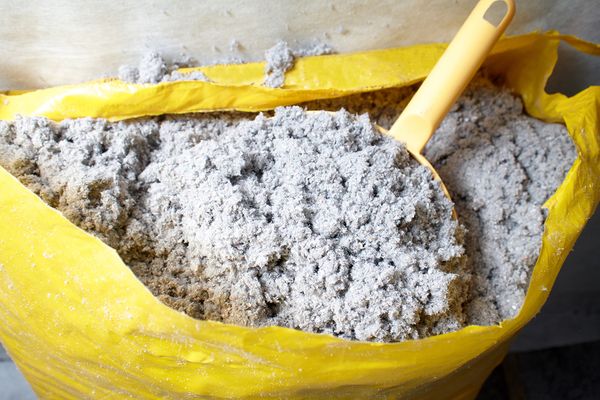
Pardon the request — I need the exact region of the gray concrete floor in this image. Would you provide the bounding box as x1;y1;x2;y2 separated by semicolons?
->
0;344;36;400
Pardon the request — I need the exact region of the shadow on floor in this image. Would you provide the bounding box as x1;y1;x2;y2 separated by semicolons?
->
477;340;600;400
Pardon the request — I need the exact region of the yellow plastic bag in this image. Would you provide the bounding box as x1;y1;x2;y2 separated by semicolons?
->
1;32;599;399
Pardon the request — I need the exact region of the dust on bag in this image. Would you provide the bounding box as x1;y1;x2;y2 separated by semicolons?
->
1;31;599;399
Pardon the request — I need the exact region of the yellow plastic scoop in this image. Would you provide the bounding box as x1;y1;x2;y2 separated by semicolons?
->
387;0;515;199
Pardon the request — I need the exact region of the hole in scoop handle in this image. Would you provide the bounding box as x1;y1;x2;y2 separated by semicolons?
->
484;0;510;27
389;0;515;155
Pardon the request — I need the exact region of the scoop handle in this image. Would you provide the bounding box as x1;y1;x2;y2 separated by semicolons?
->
389;0;515;155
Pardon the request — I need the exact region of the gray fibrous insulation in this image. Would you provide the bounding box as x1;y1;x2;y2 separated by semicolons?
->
118;51;210;84
263;41;334;88
0;77;577;342
0;106;467;342
301;76;577;324
117;41;334;88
